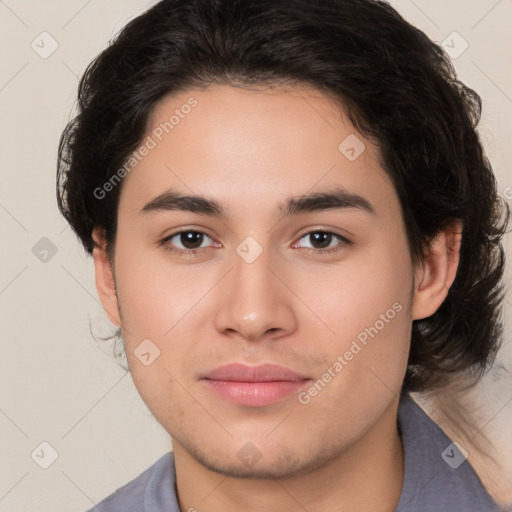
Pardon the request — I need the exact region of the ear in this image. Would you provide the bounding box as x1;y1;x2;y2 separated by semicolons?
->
411;222;463;320
92;227;122;327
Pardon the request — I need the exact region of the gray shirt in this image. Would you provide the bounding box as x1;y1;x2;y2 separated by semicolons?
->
86;394;506;511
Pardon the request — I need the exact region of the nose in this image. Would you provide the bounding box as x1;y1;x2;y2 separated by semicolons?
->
213;247;297;343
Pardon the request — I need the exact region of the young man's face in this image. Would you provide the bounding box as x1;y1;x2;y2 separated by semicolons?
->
93;84;431;478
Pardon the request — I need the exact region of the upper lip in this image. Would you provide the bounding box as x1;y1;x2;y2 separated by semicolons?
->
201;363;310;382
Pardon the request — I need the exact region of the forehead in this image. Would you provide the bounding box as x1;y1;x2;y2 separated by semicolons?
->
117;84;398;221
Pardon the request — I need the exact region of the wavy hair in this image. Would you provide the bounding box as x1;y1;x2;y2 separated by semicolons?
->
57;0;509;395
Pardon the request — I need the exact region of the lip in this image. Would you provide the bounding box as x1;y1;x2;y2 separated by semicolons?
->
201;363;310;382
201;363;312;406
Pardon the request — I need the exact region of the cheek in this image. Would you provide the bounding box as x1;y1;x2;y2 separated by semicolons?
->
113;249;219;401
298;237;413;391
347;241;413;389
113;242;205;342
301;243;412;341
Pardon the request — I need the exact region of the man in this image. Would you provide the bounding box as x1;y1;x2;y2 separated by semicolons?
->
56;0;510;510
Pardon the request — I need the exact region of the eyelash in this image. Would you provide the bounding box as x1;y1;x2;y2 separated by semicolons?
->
160;229;352;258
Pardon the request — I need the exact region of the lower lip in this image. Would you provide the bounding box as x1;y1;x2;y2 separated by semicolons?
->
202;379;311;406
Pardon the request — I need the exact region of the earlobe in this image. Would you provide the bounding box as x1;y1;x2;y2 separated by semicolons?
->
92;227;122;327
411;222;463;320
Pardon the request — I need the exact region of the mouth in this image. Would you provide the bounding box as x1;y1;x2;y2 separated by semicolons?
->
200;363;312;406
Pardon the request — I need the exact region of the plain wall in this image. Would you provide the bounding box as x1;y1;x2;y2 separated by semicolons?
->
0;1;511;511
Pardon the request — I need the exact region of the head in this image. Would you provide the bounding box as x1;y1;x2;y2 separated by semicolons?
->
57;0;509;477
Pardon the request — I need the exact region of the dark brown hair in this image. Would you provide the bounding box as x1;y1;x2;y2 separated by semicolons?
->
57;0;510;394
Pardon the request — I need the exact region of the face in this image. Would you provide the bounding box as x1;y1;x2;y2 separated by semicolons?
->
95;84;418;478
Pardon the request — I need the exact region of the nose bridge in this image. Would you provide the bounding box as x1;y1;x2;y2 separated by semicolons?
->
231;245;276;315
214;243;296;340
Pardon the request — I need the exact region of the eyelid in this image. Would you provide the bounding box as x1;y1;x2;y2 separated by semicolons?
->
293;226;353;245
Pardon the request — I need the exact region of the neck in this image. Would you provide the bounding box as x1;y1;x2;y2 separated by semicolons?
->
173;397;404;512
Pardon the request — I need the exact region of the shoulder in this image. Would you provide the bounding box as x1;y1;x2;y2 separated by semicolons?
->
396;394;506;512
83;452;175;512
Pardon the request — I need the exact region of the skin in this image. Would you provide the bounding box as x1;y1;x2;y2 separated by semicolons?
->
92;84;461;512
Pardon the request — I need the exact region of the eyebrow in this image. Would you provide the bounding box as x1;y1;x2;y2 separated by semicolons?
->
139;186;376;219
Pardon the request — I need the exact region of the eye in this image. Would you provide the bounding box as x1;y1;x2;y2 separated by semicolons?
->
160;229;351;258
161;230;217;257
293;230;351;255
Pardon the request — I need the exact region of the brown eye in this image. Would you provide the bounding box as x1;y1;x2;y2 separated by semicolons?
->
294;231;350;254
161;230;215;257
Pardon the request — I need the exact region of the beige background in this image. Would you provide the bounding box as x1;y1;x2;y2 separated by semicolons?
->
0;1;511;511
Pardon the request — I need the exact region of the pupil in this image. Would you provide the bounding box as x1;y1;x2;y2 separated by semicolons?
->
181;232;203;249
311;232;331;248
